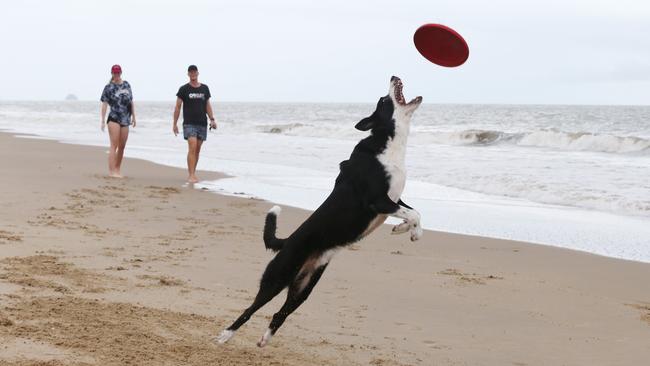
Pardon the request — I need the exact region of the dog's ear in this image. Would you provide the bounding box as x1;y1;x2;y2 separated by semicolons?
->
355;114;377;131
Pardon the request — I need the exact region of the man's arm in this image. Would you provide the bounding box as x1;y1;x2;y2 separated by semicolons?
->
173;97;182;136
206;100;217;129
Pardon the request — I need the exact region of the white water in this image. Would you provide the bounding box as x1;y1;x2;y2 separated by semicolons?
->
1;101;649;262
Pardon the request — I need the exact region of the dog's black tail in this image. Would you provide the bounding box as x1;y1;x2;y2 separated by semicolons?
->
263;206;286;252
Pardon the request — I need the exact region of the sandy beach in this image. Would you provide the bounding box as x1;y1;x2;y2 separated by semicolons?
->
0;131;648;366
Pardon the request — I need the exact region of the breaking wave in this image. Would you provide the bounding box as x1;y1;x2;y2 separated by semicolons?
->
416;129;650;154
258;123;305;134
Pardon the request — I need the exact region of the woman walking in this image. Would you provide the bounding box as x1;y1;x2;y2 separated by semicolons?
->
100;64;136;178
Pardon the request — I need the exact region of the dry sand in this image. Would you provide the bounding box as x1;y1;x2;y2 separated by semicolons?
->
0;132;648;366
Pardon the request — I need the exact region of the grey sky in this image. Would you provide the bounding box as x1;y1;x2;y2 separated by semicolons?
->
1;0;649;105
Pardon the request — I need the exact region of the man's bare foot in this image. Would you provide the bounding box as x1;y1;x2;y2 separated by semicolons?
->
109;172;124;179
187;176;199;183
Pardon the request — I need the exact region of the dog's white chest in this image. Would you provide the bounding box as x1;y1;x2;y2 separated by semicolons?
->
384;163;405;202
378;139;407;203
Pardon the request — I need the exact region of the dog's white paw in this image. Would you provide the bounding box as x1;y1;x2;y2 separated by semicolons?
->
214;329;235;344
391;220;411;234
410;223;423;242
269;205;282;215
257;328;273;348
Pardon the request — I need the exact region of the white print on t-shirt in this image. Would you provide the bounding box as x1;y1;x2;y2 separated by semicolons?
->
188;93;205;99
115;88;131;96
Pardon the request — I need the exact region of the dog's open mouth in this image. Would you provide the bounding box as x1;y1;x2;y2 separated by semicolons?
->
391;76;422;106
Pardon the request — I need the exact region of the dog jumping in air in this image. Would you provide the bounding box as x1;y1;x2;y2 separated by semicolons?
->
216;76;423;347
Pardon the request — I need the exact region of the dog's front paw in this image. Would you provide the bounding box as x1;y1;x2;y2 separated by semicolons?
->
391;220;410;234
214;329;235;344
410;223;423;242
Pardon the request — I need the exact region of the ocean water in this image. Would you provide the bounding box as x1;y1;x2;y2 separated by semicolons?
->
1;101;649;262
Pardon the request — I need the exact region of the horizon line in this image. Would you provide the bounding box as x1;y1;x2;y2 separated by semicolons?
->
1;99;649;108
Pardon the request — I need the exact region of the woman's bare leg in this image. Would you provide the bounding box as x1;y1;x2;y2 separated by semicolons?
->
114;126;129;177
107;122;121;177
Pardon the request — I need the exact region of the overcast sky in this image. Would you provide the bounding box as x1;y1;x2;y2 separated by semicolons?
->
1;0;649;105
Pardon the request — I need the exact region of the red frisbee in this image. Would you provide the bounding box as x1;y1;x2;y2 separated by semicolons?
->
414;24;469;67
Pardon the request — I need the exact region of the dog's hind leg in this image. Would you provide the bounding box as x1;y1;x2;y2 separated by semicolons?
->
257;260;331;347
215;279;285;344
215;252;291;343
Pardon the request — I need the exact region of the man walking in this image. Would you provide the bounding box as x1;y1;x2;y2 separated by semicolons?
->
173;65;217;183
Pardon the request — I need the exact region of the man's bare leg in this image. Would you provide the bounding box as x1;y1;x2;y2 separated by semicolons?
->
195;139;203;174
187;137;202;183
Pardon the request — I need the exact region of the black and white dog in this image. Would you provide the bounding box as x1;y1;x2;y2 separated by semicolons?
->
216;76;423;347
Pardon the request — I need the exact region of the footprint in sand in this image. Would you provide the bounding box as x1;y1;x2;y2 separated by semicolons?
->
146;185;181;199
0;255;120;294
137;274;185;287
0;230;22;244
422;339;451;350
437;268;504;285
626;303;650;325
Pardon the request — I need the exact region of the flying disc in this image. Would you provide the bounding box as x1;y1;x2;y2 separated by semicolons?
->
413;24;469;67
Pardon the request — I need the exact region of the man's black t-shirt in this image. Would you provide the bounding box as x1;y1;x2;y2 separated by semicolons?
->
176;83;211;126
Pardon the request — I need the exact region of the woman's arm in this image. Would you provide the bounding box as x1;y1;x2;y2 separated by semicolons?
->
100;102;108;131
130;101;136;127
127;82;136;127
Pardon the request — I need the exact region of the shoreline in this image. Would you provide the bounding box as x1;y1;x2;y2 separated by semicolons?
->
3;113;649;264
1;132;649;365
